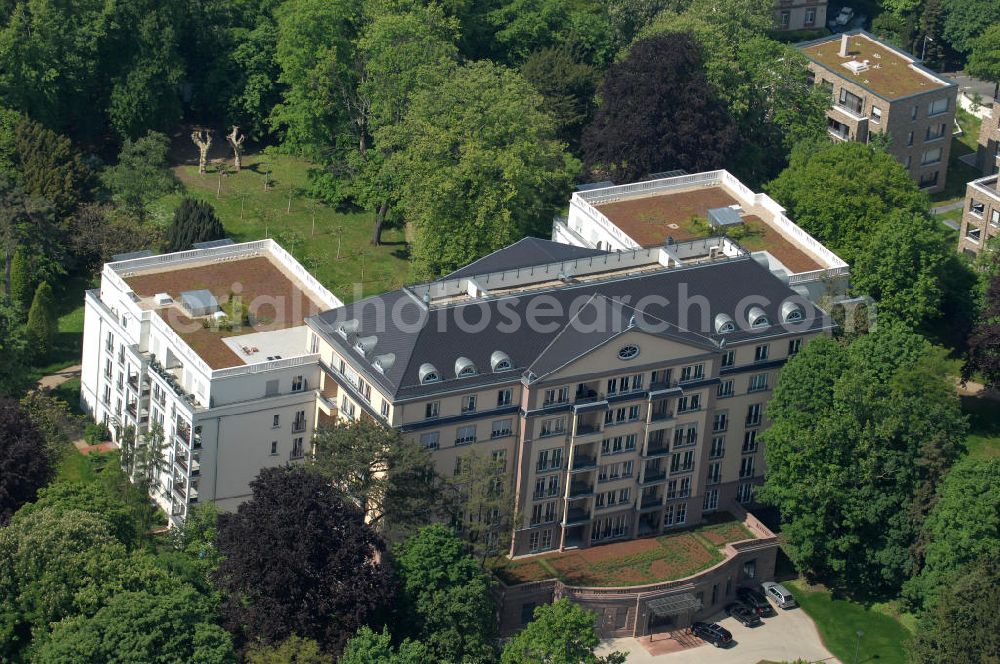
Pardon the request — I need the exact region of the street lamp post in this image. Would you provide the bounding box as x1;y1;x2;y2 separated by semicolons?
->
853;629;864;664
921;35;934;62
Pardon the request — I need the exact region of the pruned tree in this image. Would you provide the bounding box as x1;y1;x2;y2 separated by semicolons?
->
311;418;442;541
191;128;213;174
25;281;57;359
226;126;246;172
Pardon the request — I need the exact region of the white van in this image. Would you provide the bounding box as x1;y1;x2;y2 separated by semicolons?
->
761;582;797;609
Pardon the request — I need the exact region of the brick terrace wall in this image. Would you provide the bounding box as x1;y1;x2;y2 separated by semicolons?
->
496;509;779;638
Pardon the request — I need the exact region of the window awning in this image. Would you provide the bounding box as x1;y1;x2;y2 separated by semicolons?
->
647;593;702;616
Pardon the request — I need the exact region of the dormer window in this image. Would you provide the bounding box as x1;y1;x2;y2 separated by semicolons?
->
354;335;377;356
490;350;513;372
781;301;804;323
338;319;360;339
748;306;770;329
418;363;440;384
373;353;395;374
455;357;477;377
714;313;735;334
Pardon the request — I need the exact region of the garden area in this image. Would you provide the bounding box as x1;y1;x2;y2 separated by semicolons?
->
493;514;754;587
154;145;412;303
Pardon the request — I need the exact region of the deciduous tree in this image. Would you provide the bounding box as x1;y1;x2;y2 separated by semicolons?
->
213;466;391;654
34;587;236;664
500;599;626;664
904;458;1000;609
0;397;53;524
582;32;739;183
339;627;428;664
446;450;519;565
382;60;578;277
247;635;334;664
311;418;441;541
907;552;1000;663
963;260;1000;388
100;131;176;221
760;324;966;598
967;25;1000;100
521;46;598;150
392;525;497;662
940;0;1000;55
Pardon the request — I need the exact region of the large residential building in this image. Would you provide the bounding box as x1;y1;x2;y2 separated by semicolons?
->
958;174;1000;256
551;170;850;304
773;0;826;32
80;239;341;523
799;30;958;193
306;238;835;559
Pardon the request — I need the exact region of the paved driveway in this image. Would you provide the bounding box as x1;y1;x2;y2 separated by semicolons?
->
596;607;840;664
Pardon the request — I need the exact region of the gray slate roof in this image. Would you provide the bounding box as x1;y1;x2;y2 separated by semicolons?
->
445;237;610;279
308;255;829;401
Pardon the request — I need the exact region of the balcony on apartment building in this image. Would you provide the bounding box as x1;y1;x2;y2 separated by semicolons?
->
641;462;667;485
568;478;595;498
649;399;673;423
564;504;592;526
640;490;664;510
574;412;604;438
827;118;851;141
643;436;670;458
574;381;603;404
570;443;598;471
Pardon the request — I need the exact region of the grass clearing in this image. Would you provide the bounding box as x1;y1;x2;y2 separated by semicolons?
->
931;108;982;205
787;580;912;664
961;395;1000;458
154;151;411;302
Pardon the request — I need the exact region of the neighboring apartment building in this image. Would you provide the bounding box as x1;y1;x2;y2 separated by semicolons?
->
957;174;1000;256
773;0;826;32
551;170;850;304
306;238;835;558
799;30;958;193
976;109;1000;176
80;239;341;523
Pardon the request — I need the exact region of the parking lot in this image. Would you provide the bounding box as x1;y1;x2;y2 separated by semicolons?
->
596;605;840;664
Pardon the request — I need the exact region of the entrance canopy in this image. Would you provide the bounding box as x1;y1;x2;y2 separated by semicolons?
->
647;593;702;617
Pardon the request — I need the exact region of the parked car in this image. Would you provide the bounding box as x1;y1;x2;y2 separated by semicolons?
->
737;587;773;616
762;581;798;609
726;602;763;627
834;6;854;26
691;621;733;647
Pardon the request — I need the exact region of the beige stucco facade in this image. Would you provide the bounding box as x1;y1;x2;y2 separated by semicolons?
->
958;175;1000;256
773;0;826;31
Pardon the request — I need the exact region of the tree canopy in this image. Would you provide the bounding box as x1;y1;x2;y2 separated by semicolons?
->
759;324;966;598
0;396;53;524
583;32;739;183
213;466;391;654
391;524;497;662
967;24;1000;98
963;245;1000;389
381;60;578;277
164;198;226;253
311;418;441;541
500;598;626;664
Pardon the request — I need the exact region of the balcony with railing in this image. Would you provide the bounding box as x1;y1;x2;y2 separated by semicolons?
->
640;492;663;510
564;507;592;525
649;400;673;422
574;382;601;404
641;466;667;485
176;420;191;446
174;453;189;474
574;412;604;438
570;444;598;472
643;439;670;458
568;480;595;498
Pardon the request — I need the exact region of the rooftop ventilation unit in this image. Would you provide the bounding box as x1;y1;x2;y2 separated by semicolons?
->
179;289;219;317
153;293;173;307
707;207;743;229
842;60;870;74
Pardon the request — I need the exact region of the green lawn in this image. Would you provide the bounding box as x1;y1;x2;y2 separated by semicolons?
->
154;152;411;302
961;395;1000;459
788;580;912;664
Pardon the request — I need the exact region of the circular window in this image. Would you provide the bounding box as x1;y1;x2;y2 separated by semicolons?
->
618;345;639;360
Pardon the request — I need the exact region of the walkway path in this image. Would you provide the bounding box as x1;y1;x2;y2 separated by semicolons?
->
36;364;82;391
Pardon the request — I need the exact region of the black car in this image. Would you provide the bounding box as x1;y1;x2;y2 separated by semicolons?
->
726;602;763;627
737;586;773;616
691;621;733;647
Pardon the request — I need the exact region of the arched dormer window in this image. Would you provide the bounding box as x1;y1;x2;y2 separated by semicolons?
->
748;306;770;328
455;357;477;377
490;350;513;372
418;363;440;384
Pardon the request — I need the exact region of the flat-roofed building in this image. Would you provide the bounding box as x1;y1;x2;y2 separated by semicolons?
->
976;109;1000;176
306;238;835;557
773;0;826;32
799;30;957;193
958;174;1000;255
551;170;850;303
80;239;341;523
